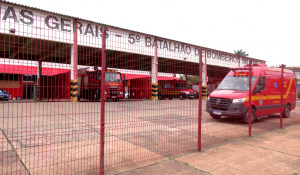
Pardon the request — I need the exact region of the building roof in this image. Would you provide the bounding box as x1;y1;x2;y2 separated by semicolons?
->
0;0;264;63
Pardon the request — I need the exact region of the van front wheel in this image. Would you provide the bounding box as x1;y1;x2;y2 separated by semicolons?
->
243;108;256;124
179;94;184;100
282;105;291;118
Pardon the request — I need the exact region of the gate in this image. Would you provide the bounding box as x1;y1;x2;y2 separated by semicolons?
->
0;2;299;175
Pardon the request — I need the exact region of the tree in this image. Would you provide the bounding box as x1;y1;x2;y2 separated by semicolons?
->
179;75;200;83
234;49;249;56
179;75;183;80
187;75;200;84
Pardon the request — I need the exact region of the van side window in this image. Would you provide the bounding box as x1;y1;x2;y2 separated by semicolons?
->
257;77;266;90
164;83;171;89
175;83;180;89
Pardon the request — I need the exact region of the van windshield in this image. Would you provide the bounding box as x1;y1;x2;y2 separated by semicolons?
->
217;76;257;91
180;83;193;89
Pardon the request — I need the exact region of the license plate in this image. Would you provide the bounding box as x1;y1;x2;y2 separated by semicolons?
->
213;110;221;115
112;96;116;98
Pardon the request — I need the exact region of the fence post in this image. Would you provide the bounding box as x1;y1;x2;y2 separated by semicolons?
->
198;47;202;151
248;59;252;137
100;27;107;175
280;64;284;128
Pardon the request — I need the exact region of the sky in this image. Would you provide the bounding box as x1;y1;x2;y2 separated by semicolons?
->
8;0;300;67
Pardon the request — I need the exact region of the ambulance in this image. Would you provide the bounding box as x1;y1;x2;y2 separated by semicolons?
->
206;64;297;123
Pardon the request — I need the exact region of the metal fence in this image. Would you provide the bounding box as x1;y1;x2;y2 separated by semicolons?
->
0;3;299;175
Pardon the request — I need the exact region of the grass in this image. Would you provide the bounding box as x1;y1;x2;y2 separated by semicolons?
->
259;147;267;149
182;162;199;170
242;142;300;158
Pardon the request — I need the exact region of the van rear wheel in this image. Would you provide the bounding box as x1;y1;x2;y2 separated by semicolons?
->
282;105;291;118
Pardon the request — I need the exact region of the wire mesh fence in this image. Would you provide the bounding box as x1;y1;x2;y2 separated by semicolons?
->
0;2;299;175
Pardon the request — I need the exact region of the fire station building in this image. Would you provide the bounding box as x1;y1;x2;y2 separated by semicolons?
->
0;1;265;101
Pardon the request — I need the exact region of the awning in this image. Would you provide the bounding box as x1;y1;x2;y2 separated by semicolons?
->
0;64;70;76
0;64;178;79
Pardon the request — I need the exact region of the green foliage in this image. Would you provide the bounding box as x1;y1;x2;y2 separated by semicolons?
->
179;75;200;83
183;162;189;166
234;49;249;56
179;75;183;80
187;75;199;83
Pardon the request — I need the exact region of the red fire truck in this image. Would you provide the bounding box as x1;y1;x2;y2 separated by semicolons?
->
78;67;125;101
158;79;197;100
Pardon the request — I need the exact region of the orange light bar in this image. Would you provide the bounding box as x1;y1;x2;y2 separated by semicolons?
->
234;72;253;76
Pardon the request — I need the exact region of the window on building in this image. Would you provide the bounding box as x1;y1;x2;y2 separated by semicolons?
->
23;75;37;82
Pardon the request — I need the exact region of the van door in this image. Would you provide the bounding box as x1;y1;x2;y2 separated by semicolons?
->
174;83;179;97
163;81;171;97
170;80;175;98
253;76;268;116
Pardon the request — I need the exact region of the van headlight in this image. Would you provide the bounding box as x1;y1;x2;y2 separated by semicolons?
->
120;92;123;95
105;92;107;95
207;96;210;100
232;98;246;103
184;91;189;94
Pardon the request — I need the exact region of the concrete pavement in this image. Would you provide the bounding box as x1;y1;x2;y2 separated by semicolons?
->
0;99;299;174
118;123;300;175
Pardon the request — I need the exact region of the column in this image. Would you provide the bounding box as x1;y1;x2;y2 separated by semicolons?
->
201;61;207;99
70;26;78;102
37;59;42;101
151;56;158;100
